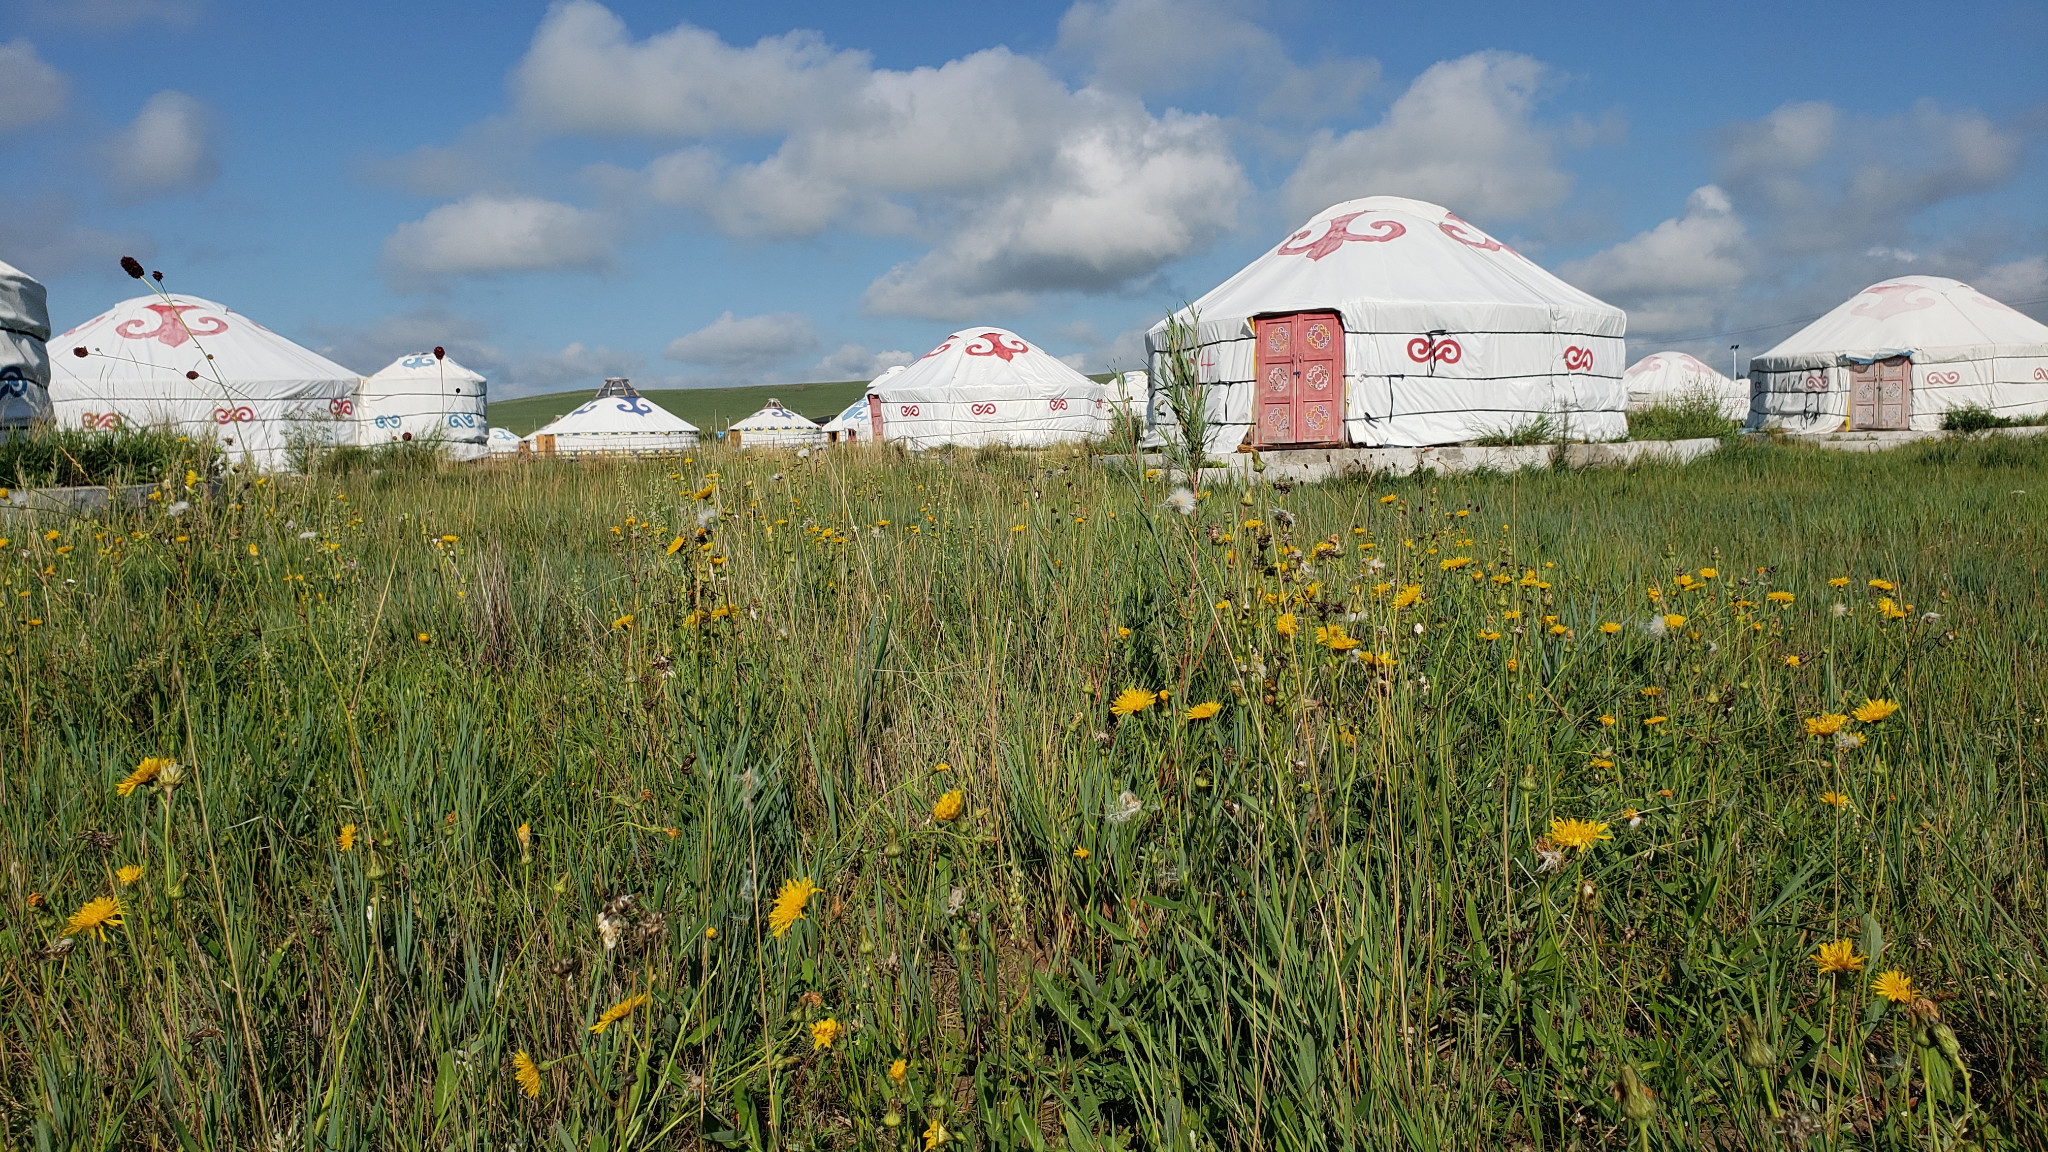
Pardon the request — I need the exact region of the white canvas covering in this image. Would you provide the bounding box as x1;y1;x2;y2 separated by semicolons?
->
870;327;1107;449
728;400;824;449
1748;276;2048;432
822;365;905;442
1146;196;1627;454
50;293;359;470
528;384;699;455
358;351;488;458
1623;352;1748;419
0;260;52;428
486;426;524;456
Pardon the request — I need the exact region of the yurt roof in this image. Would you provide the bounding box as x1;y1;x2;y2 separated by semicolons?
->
1149;196;1625;347
0;260;50;342
1754;277;2048;368
731;400;821;431
364;351;487;388
1624;352;1733;387
53;293;359;389
532;388;698;436
876;328;1100;397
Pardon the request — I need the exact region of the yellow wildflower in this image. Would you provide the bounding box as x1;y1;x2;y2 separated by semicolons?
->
1766;591;1795;604
1477;630;1500;641
1183;701;1221;721
1600;622;1620;634
1111;687;1158;716
1275;613;1297;639
1072;847;1090;860
1439;556;1472;570
1852;698;1899;724
116;864;144;885
1785;654;1801;666
612;614;634;630
924;1118;949;1150
1644;716;1668;726
590;992;651;1034
338;823;357;851
116;756;172;796
1599;714;1616;726
513;1051;542;1099
65;895;124;941
1804;714;1848;737
666;536;686;555
1829;577;1850;587
889;1058;908;1082
1698;567;1717;579
1820;791;1850;808
932;790;964;822
1868;578;1894;592
811;1018;842;1050
1812;939;1863;975
1662;613;1686;629
769;877;819;937
1548;818;1611;851
1378;494;1397;505
1392;584;1422;609
1871;970;1915;1003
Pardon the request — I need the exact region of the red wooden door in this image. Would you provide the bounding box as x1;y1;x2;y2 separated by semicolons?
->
867;393;884;440
1849;357;1911;430
1254;312;1343;448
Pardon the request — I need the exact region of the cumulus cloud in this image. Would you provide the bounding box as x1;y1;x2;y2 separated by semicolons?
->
303;307;644;396
104;91;218;201
663;311;818;368
1282;52;1571;225
1561;185;1748;334
1056;0;1377;118
814;344;914;380
1975;256;2048;303
383;194;615;287
0;40;67;132
513;0;869;137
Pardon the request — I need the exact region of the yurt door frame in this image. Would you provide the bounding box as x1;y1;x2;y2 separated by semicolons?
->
1253;312;1345;448
1848;357;1910;431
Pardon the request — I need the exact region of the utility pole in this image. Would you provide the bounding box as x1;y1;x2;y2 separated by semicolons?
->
1730;345;1740;379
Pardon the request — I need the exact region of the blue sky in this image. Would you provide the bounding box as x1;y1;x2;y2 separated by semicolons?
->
4;0;2043;396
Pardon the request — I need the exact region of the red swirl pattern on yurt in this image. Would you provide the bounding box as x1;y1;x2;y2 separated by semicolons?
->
1848;284;1936;320
964;332;1029;361
117;303;228;348
1438;215;1503;251
329;398;354;416
213;406;255;424
1407;336;1462;364
970;402;997;416
81;412;123;430
1922;370;1961;386
1276;212;1406;261
1563;346;1594;371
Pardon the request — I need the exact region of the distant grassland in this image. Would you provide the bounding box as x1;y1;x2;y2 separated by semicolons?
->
487;380;871;436
489;374;1125;436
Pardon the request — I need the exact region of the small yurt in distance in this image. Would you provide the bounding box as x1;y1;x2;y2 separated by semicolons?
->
1748;276;2048;433
528;378;698;456
357;349;488;458
0;260;52;428
867;328;1106;450
822;365;906;443
486;426;524;457
50;293;359;470
1623;352;1748;419
1147;196;1626;454
728;399;823;449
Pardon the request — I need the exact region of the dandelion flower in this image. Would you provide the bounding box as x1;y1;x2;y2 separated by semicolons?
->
1868;578;1895;592
117;756;172;797
1872;970;1915;1003
1378;493;1398;505
769;877;819;937
590;992;651;1034
337;823;357;851
1183;701;1221;721
1644;716;1668;726
811;1018;842;1050
416;632;431;643
65;895;124;941
1314;625;1360;651
889;1058;908;1082
1274;613;1297;639
1851;698;1899;724
1820;791;1850;807
1106;791;1143;825
117;864;144;885
1785;654;1801;667
1698;567;1718;579
1804;714;1849;737
1600;622;1620;634
1599;714;1617;726
1828;577;1850;588
666;536;686;555
1072;847;1090;859
1662;613;1687;630
1477;630;1500;641
1641;616;1668;639
1392;584;1422;610
1439;556;1472;570
1548;818;1612;852
1835;730;1865;750
1111;687;1158;716
1767;590;1795;605
1812;938;1863;975
1163;488;1198;516
612;614;634;630
513;1051;542;1099
924;1117;949;1150
931;790;964;822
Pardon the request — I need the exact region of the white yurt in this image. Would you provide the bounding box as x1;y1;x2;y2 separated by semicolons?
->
1748;276;2048;433
486;426;525;456
0;260;52;429
1623;352;1748;419
822;365;906;443
51;293;359;470
528;378;698;456
727;399;823;449
1107;369;1148;415
868;328;1107;450
357;349;488;458
1146;196;1626;454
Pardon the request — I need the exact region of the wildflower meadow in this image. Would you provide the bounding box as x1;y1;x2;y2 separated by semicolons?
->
3;433;2045;1150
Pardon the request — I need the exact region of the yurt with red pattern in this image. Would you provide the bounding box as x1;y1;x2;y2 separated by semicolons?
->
1145;196;1626;454
868;327;1106;450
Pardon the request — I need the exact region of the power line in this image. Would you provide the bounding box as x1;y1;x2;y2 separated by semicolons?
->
1654;295;2048;345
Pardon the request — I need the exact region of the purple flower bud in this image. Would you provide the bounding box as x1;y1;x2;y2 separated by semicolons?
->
433;346;445;360
73;347;88;358
186;371;199;380
152;271;163;282
121;256;145;279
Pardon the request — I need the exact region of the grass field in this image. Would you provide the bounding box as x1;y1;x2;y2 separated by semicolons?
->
488;381;872;437
4;434;2046;1150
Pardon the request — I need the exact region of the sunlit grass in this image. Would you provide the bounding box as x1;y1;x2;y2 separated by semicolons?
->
2;434;2043;1149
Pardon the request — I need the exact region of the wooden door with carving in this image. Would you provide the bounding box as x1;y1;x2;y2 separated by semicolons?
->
1849;357;1911;430
1253;312;1344;448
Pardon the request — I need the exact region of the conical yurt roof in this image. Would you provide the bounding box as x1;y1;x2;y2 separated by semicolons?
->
1753;276;2048;369
730;399;822;433
1623;351;1747;418
878;328;1100;398
1150;195;1625;346
363;351;487;394
532;384;698;437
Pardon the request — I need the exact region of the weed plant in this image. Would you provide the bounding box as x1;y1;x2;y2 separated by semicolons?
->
2;435;2045;1150
1626;394;1743;442
0;425;221;489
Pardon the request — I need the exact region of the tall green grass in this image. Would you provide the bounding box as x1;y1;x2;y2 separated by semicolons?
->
2;435;2044;1150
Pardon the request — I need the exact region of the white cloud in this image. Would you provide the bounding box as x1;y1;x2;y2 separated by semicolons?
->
813;344;914;380
1976;256;2048;303
1056;0;1377;118
663;311;817;367
1282;51;1570;225
302;307;645;396
104;91;217;201
0;40;67;132
1561;185;1748;334
513;0;869;137
383;194;615;287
